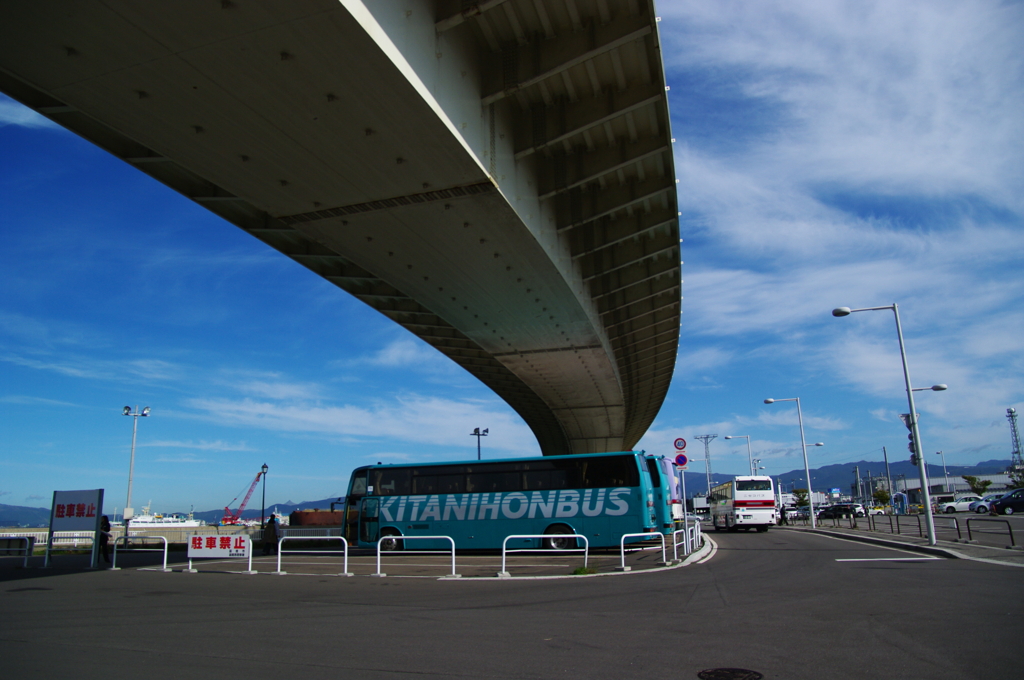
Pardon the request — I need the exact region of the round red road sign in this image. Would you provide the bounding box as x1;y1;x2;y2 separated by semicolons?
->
674;437;687;451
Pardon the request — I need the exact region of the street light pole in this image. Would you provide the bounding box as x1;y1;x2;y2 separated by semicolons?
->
122;405;151;530
936;451;951;497
765;397;823;528
724;435;753;475
261;463;268;528
833;304;947;545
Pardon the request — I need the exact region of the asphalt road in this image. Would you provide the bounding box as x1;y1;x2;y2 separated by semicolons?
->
2;529;1020;679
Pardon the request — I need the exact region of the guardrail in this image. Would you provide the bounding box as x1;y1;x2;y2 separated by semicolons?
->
112;535;170;572
0;536;34;568
373;535;458;578
275;536;352;576
619;532;666;571
966;518;1019;548
498;534;590;577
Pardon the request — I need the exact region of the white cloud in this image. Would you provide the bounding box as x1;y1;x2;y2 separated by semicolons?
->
146;440;252;452
185;393;539;453
0;95;59;129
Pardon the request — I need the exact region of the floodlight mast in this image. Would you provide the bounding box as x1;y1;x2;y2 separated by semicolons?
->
122;405;151;525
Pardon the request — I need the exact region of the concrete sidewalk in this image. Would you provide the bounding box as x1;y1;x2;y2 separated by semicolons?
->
0;537;710;580
779;524;1024;567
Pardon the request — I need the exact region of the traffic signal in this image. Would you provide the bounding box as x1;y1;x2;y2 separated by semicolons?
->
907;432;916;453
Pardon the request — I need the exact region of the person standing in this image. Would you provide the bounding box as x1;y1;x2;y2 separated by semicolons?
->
262;513;279;555
99;515;112;563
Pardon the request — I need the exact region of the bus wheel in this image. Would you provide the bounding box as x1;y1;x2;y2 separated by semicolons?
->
544;525;576;550
379;529;403;551
756;526;769;533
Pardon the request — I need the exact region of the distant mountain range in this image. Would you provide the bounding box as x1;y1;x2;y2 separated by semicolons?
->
678;459;1012;496
2;459;1013;526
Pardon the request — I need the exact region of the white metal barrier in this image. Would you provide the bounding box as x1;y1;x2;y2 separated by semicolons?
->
498;533;590;577
275;536;352;576
373;535;458;578
618;532;667;571
112;535;170;572
671;521;703;562
1;536;35;568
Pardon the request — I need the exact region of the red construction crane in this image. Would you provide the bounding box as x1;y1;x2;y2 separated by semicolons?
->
221;469;265;525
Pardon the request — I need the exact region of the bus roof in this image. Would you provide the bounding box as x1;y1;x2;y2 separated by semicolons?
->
350;450;643;472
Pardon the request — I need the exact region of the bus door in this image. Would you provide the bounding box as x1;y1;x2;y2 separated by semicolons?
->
645;455;673;532
358;497;379;545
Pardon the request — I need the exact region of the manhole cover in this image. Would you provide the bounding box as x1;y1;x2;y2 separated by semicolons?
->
697;669;763;680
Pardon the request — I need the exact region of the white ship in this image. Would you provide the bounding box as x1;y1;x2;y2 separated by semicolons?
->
115;503;206;528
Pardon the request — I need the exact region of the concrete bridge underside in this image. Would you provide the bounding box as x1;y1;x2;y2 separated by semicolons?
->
0;0;681;456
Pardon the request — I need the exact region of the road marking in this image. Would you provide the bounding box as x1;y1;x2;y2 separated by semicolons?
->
835;557;941;562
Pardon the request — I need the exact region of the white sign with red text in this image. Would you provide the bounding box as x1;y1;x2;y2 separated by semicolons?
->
188;534;250;559
50;489;103;531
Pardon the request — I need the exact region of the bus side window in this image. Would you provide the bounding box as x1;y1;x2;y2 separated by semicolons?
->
413;474;438;494
375;469;410;495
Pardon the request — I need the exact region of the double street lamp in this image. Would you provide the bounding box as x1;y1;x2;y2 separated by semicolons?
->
471;427;488;460
833;304;946;545
723;435;754;475
764;397;824;527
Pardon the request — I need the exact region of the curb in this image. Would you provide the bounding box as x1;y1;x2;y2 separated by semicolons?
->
794;527;960;559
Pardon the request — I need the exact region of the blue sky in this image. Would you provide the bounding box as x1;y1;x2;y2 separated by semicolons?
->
2;0;1022;512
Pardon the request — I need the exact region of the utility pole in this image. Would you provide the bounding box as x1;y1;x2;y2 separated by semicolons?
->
854;465;861;503
695;434;718;497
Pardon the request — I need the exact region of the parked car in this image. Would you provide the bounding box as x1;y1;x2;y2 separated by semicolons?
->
991;488;1024;515
968;493;1006;514
868;507;886;515
795;507;811;519
818;503;866;519
937;496;982;513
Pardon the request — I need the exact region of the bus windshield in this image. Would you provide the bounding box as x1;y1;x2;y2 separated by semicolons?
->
736;480;772;491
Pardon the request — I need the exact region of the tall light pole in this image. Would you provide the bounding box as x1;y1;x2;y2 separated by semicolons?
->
764;397;824;528
724;435;754;475
835;305;946;544
122;405;150;528
471;427;488;460
260;463;269;528
935;451;951;497
833;304;947;545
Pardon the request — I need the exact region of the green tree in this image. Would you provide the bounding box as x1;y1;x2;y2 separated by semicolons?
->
961;475;992;496
873;488;891;505
792;488;809;507
1007;468;1024;489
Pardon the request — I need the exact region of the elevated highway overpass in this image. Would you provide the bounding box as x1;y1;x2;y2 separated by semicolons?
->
0;0;681;455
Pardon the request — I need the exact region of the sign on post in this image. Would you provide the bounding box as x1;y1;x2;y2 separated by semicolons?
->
45;489;104;568
188;535;250;558
674;453;689;470
674;438;687;451
186;534;253;573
